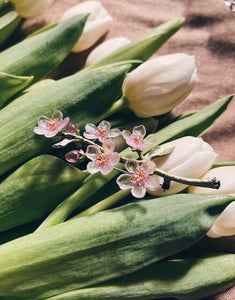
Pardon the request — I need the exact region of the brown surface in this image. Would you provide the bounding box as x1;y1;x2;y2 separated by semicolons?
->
9;0;235;299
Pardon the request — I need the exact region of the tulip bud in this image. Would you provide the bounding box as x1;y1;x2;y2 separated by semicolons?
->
85;37;130;67
189;166;235;238
59;1;113;53
147;136;217;196
7;0;54;18
122;53;197;117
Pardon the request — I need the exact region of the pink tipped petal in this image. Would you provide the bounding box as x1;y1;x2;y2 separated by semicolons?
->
133;125;146;138
142;160;157;174
59;117;70;130
132;185;146;198
109;152;120;165
86;145;101;160
103;140;115;154
87;161;100;174
33;127;48;135
146;175;160;190
125;159;138;173
100;164;114;175
44;130;59;138
52;110;63;121
99;120;111;131
121;130;131;140
84;123;98;135
83;132;98;140
109;128;121;138
116;174;133;190
37;118;48;128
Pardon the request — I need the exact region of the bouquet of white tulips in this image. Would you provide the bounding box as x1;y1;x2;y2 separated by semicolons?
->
0;1;234;299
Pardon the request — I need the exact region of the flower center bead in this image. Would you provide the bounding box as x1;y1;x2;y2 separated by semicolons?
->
96;153;109;166
97;126;108;138
47;119;60;131
131;170;148;186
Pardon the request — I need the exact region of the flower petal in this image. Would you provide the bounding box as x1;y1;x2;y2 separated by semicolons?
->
59;117;70;130
103;140;115;154
132;184;146;198
146;175;160;190
109;152;120;165
116;174;133;190
142;160;157;175
132;125;146;138
99;120;111;131
125;159;138;173
52;110;63;122
109;128;121;138
84;123;98;139
121;130;131;140
86;145;101;160
100;164;114;175
87;161;100;174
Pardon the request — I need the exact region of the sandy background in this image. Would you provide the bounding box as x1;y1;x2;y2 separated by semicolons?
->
8;0;235;299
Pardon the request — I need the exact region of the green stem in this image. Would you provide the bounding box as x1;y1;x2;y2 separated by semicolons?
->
35;167;123;232
102;96;128;119
70;189;131;219
212;161;235;168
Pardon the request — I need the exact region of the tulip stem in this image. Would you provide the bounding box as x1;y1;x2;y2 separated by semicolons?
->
70;189;131;219
153;168;220;191
102;96;128;119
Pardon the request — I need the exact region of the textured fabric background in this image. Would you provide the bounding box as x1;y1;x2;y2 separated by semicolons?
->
10;0;235;299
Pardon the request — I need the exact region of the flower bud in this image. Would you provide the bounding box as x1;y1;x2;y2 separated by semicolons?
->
85;37;130;67
122;53;197;117
8;0;54;18
59;1;113;53
189;166;235;238
147;136;217;196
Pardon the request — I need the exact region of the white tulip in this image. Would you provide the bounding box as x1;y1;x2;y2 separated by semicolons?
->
59;1;113;53
147;136;217;196
85;36;130;67
7;0;54;18
189;166;235;238
122;53;197;117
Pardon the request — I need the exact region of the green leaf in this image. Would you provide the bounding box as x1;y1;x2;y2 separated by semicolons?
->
155;94;234;145
0;1;21;45
0;155;89;232
0;71;33;107
0;63;131;177
88;17;185;69
0;194;233;299
148;144;175;159
0;14;88;81
49;253;235;300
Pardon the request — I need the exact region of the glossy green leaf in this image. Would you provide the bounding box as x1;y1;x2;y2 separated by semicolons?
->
0;14;88;81
0;63;131;177
0;155;89;232
0;2;21;45
0;71;33;107
48;253;235;300
155;94;234;145
0;194;233;299
88;17;185;69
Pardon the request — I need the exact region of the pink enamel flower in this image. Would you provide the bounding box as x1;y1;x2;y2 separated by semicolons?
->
86;140;120;175
83;120;121;142
116;159;159;198
34;110;69;138
122;125;157;151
